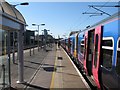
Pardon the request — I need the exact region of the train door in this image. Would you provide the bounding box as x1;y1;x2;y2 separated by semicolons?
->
84;30;94;76
74;34;77;58
84;30;95;76
68;37;71;54
87;30;95;76
70;37;74;56
74;34;78;58
84;31;88;73
70;38;73;55
72;37;75;55
92;26;103;88
76;33;79;59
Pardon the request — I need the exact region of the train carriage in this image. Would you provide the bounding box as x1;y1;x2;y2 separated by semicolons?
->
62;11;120;90
100;14;120;89
61;38;69;52
82;12;120;89
65;38;69;52
61;38;67;49
69;32;79;59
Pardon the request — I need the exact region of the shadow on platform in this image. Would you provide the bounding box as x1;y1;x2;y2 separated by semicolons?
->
43;66;55;72
24;65;38;70
24;60;41;65
2;87;17;90
45;49;52;52
23;82;49;90
57;56;63;60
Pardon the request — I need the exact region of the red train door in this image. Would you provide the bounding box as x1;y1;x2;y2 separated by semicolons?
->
92;26;103;88
84;31;88;73
84;30;95;76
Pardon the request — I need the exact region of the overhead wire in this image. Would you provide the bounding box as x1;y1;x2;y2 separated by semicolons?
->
89;0;112;16
65;0;117;38
68;0;112;32
67;6;92;32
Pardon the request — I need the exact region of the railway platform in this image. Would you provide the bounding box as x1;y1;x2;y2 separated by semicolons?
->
10;44;90;90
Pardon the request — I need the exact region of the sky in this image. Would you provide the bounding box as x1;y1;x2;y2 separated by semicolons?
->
6;0;119;38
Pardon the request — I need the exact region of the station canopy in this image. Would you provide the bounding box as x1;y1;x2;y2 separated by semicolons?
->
0;0;26;24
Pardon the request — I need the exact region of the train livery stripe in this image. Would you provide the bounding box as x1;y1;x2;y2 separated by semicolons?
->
102;37;114;50
102;46;113;50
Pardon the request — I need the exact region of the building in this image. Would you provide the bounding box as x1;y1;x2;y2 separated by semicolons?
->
24;30;35;49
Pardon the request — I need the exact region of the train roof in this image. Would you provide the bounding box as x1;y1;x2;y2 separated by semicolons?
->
82;11;120;32
69;31;79;36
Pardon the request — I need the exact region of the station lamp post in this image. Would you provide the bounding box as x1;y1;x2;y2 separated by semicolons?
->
12;2;29;7
41;29;50;51
50;33;53;46
32;23;45;52
50;33;53;41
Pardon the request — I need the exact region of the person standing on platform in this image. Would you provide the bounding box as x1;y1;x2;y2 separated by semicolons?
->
58;41;61;48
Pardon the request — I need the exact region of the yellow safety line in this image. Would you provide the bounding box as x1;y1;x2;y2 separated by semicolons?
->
50;46;57;89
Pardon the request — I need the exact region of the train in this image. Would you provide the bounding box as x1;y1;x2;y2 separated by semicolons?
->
61;11;120;90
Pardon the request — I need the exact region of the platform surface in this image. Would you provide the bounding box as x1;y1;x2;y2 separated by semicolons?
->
50;47;90;89
10;44;90;90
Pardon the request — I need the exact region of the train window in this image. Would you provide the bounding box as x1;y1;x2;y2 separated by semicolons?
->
80;40;84;54
72;39;75;52
102;49;113;69
81;40;84;44
94;34;99;68
102;40;113;47
116;39;120;76
81;45;84;54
